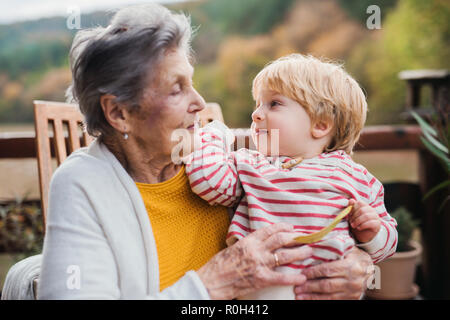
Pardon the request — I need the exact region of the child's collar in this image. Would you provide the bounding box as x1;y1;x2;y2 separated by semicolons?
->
278;150;346;169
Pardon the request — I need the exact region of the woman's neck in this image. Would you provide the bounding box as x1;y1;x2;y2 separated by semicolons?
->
102;135;182;184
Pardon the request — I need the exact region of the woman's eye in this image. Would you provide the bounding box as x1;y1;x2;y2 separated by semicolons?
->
171;84;182;95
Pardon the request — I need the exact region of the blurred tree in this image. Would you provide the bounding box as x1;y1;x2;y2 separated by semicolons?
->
1;0;447;127
0;12;108;123
348;0;450;124
194;0;367;127
0;40;70;80
200;0;296;36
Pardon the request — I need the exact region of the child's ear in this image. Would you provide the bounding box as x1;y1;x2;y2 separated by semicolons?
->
311;120;334;139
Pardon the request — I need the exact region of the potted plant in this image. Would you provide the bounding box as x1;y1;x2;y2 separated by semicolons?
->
411;110;449;212
365;206;422;299
411;107;449;298
0;201;44;291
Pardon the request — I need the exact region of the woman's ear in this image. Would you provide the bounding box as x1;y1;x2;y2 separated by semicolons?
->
100;94;130;134
311;120;334;139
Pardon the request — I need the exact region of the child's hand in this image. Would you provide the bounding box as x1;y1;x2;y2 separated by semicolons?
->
347;199;381;243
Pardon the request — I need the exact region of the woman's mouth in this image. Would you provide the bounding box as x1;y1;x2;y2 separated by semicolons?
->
187;121;199;131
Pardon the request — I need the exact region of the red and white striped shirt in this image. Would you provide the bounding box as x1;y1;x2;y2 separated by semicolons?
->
185;121;398;269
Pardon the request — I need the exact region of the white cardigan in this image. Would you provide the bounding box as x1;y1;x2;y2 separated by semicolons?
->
38;139;211;299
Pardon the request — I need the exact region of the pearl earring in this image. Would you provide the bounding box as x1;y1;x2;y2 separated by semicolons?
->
123;133;129;140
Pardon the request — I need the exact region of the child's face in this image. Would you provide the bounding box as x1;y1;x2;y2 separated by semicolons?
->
251;89;314;158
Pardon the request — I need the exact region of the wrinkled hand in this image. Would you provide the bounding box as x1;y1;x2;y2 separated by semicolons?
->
294;247;373;300
197;223;313;300
348;199;381;243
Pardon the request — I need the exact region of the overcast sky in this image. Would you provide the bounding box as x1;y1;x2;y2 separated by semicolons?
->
0;0;187;25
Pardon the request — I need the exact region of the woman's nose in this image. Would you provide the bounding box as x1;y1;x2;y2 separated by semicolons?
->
251;107;265;122
189;87;206;113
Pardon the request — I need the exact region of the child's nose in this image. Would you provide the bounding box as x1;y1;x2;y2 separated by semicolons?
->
251;107;265;122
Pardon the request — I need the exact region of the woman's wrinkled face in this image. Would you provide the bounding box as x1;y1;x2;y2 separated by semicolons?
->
129;49;205;159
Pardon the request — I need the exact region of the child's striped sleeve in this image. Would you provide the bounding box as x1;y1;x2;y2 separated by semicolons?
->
357;175;398;263
185;121;242;207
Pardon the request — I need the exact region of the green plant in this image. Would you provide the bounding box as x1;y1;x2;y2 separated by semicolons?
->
411;109;450;213
391;207;419;252
0;202;44;257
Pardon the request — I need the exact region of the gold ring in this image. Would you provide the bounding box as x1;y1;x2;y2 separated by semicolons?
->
273;253;280;267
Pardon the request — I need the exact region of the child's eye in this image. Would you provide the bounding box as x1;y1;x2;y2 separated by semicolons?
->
270;100;280;107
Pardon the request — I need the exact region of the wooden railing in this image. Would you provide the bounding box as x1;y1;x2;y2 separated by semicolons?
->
0;125;424;159
231;125;424;151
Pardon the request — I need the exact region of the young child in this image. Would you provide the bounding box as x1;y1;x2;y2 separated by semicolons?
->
185;54;398;299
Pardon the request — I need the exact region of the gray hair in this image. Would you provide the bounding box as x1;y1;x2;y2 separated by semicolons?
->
67;3;193;137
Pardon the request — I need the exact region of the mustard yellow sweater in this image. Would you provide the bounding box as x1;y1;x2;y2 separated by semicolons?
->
136;166;230;291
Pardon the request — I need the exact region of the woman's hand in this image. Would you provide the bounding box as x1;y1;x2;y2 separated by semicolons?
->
197;223;313;300
294;247;373;300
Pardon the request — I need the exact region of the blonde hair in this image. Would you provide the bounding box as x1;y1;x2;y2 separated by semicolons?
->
252;54;367;154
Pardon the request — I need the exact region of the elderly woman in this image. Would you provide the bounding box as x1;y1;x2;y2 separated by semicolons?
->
37;4;372;299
